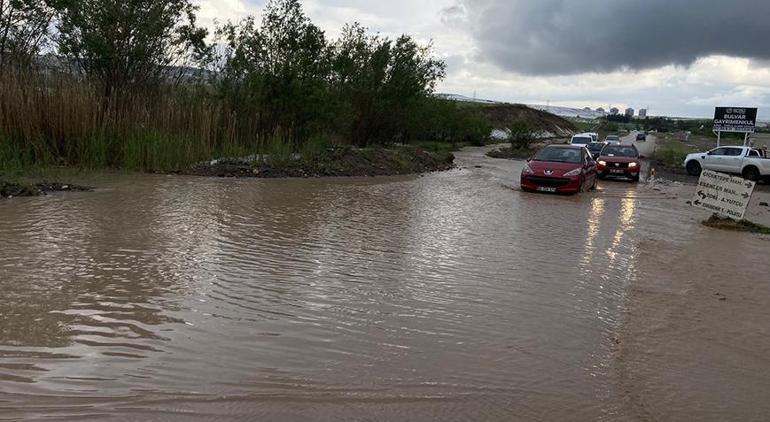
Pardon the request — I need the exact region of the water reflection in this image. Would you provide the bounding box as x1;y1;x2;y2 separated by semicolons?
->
0;156;664;420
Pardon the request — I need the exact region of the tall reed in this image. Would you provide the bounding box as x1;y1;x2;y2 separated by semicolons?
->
0;67;260;173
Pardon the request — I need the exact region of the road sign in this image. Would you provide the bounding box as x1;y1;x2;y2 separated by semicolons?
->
692;170;755;220
713;107;757;133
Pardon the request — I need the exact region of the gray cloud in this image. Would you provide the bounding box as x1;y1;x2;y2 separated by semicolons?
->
439;4;468;27
453;0;770;75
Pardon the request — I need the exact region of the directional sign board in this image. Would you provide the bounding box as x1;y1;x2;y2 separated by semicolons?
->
692;170;756;220
713;107;758;133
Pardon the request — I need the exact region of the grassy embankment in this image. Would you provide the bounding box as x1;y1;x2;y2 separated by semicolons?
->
0;68;480;182
653;135;698;172
0;0;497;184
482;104;578;160
703;215;770;235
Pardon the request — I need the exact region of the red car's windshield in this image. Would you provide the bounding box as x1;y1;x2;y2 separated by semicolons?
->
534;147;582;163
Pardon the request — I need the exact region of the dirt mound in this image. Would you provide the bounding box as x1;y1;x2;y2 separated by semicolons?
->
1;181;92;198
182;146;455;178
480;104;577;138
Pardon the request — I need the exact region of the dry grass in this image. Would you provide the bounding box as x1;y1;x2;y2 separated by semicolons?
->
0;67;262;173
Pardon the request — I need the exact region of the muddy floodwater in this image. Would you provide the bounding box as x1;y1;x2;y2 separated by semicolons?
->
2;143;770;421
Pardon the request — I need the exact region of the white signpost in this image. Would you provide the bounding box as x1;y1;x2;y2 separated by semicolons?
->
692;170;756;220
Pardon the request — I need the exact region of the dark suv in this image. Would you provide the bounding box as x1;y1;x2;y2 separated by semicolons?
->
636;133;646;141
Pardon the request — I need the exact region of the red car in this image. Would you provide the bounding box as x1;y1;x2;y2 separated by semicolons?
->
520;145;598;194
596;144;641;182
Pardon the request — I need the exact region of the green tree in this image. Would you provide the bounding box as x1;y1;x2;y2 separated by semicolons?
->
330;23;445;146
54;0;209;96
509;121;532;150
0;0;55;66
330;23;391;146
218;0;331;145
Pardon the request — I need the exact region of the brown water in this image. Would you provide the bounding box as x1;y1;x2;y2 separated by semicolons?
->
1;145;769;421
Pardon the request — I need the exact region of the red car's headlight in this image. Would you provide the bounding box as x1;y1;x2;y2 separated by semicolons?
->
563;167;583;177
523;163;534;175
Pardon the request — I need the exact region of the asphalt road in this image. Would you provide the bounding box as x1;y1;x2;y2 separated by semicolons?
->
619;131;657;180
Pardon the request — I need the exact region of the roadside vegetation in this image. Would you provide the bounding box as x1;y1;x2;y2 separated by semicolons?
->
0;180;91;198
702;215;770;235
653;137;697;171
485;121;538;159
0;0;491;176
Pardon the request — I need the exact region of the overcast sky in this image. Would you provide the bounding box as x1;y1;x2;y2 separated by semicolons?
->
199;0;770;119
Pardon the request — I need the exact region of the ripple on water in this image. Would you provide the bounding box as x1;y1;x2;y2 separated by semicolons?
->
0;164;661;420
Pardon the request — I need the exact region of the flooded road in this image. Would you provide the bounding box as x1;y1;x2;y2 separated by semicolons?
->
1;140;769;421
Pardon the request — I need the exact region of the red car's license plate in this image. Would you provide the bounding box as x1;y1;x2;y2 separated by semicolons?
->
610;169;625;174
537;186;557;192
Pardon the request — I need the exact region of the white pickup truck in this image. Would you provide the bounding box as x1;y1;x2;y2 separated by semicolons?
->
684;146;770;181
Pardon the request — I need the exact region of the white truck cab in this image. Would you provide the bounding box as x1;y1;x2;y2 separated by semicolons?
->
684;146;770;181
570;133;594;146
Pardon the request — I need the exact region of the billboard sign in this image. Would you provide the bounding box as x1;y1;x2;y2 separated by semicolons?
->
713;107;758;133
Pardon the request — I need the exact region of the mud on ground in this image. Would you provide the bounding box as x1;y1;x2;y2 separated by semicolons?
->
0;180;92;198
180;146;455;178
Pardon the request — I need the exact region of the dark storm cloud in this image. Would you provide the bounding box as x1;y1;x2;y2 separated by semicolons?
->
455;0;770;75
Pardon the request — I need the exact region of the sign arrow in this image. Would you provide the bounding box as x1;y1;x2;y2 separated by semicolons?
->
697;190;707;199
745;181;754;188
742;192;750;199
694;200;702;206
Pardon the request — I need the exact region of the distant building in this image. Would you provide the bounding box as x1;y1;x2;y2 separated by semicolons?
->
583;107;592;111
596;107;606;113
625;107;634;117
638;108;647;118
609;107;619;115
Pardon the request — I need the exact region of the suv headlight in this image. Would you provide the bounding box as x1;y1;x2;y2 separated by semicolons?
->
629;162;638;168
563;167;583;177
598;160;607;166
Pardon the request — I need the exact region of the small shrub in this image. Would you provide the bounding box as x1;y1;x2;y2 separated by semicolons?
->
509;121;532;150
656;142;695;168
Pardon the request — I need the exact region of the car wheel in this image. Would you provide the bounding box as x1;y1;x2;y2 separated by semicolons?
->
686;160;702;176
742;166;760;182
591;176;597;190
579;177;586;193
631;174;640;183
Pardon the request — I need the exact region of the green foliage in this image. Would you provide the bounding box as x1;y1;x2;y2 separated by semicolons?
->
0;0;55;65
407;97;491;146
509;121;532;150
217;0;331;144
638;117;731;138
54;0;210;95
569;119;598;133
0;0;464;173
655;140;696;168
218;11;447;148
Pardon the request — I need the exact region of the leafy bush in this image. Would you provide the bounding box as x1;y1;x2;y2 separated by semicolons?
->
656;141;695;168
0;0;470;172
509;121;532;150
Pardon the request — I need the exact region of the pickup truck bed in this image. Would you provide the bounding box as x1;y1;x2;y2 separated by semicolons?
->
684;146;770;181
